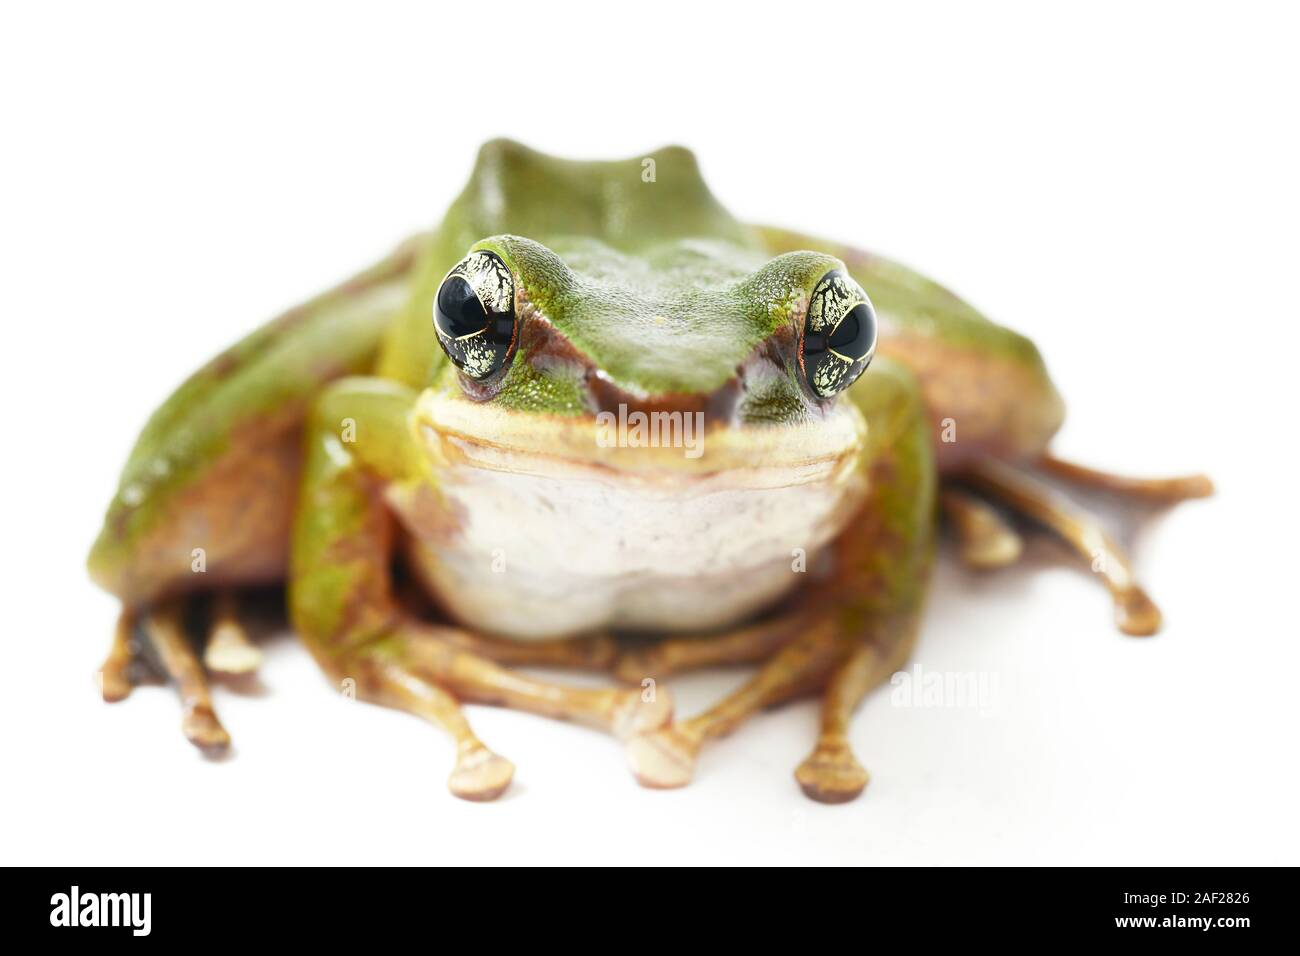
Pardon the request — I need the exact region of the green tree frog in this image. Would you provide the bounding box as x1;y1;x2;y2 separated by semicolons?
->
88;141;1211;802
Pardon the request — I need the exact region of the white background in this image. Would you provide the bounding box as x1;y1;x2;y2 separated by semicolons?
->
3;1;1297;866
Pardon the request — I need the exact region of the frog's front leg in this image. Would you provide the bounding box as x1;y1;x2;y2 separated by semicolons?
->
612;611;810;683
290;377;670;801
795;634;916;802
625;358;936;803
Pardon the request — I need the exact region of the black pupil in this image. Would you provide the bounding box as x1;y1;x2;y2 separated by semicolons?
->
436;277;489;339
828;303;875;362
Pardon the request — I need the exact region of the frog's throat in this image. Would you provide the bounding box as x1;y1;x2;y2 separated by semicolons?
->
412;389;866;485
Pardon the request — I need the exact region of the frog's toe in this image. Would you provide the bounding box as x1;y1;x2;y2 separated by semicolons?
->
625;724;703;789
448;744;515;802
794;743;869;804
609;685;674;739
203;592;263;676
99;663;134;703
181;704;233;753
1115;585;1162;637
98;609;138;702
942;489;1023;570
204;625;263;676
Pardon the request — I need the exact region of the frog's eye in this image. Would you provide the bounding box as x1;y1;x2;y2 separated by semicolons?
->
434;250;518;380
799;270;877;399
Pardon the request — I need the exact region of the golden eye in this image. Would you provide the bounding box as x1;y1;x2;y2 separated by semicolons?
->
433;251;518;379
800;270;877;399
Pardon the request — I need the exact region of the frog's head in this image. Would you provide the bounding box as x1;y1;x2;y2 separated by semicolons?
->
416;237;876;478
413;142;877;481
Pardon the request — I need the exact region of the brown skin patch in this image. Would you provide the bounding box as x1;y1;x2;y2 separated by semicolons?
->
878;331;1065;471
92;415;302;606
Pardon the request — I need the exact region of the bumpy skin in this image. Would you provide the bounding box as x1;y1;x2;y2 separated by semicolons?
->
87;140;1076;801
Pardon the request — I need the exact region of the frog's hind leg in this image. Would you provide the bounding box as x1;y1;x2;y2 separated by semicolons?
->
1038;453;1214;503
139;598;232;753
941;487;1023;570
98;595;261;750
961;458;1164;636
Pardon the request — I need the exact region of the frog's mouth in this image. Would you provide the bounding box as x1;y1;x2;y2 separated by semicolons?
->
412;389;865;488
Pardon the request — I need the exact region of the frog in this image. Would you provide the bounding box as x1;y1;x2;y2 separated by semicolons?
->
88;140;1212;803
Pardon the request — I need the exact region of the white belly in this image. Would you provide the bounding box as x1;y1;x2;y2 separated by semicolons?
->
394;447;865;640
